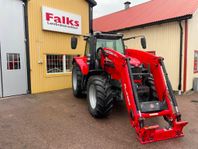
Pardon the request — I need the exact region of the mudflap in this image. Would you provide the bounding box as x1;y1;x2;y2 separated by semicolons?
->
138;121;188;144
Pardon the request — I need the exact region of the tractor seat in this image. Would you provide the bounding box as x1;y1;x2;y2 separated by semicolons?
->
140;100;167;113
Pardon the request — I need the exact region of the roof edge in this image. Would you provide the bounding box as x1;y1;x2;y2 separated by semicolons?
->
107;14;193;33
94;0;152;20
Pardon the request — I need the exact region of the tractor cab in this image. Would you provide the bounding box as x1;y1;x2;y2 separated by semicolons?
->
82;32;146;56
71;32;146;70
82;33;125;70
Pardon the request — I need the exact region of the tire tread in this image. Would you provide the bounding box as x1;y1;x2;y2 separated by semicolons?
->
87;75;114;118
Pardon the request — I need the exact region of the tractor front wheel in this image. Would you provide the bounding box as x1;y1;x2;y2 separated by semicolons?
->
87;76;114;118
72;64;83;98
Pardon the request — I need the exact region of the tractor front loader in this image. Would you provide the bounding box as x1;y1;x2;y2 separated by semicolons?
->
71;32;188;144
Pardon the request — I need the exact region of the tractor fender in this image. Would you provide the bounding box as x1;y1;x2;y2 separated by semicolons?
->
73;57;89;75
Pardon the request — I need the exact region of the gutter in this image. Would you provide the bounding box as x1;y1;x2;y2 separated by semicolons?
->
86;0;97;34
22;0;31;94
178;21;183;95
178;20;189;94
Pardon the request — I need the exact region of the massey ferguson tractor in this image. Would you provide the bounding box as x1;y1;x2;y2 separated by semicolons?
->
71;32;188;144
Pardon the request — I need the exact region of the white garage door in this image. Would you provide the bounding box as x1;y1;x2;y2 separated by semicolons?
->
0;0;28;97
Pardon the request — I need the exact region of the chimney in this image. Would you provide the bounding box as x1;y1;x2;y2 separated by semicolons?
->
124;1;131;10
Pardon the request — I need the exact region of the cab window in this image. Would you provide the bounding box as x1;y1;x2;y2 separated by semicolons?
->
84;40;90;56
96;38;124;54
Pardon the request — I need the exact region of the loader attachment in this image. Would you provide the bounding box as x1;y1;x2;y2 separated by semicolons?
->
138;121;188;144
97;48;188;144
124;49;188;144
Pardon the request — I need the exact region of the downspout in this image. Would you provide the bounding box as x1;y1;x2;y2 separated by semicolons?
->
23;0;31;94
89;7;94;34
86;0;97;34
86;0;97;70
178;21;183;95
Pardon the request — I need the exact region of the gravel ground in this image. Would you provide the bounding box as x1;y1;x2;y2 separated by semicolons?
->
0;89;197;149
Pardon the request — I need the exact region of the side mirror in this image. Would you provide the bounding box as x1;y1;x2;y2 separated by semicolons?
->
71;36;78;49
141;37;147;49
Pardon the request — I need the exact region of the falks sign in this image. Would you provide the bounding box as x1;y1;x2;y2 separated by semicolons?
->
42;6;82;35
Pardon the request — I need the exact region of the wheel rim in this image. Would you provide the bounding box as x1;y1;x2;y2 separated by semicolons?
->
72;69;77;91
89;84;97;109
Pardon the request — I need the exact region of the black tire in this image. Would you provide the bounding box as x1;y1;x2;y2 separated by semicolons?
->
146;76;158;100
72;64;83;98
87;75;114;118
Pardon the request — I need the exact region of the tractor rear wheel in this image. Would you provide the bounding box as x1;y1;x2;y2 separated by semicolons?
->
87;76;114;118
72;64;83;98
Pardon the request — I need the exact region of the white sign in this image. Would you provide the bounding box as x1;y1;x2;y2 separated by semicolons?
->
42;6;82;35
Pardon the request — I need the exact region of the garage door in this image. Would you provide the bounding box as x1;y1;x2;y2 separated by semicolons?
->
0;0;28;97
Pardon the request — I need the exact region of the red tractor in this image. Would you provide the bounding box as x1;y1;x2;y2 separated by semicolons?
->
71;32;188;144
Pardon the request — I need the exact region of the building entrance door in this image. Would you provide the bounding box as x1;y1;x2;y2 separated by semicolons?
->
0;0;28;97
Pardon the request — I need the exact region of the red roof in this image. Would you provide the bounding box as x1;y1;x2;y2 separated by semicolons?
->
93;0;198;32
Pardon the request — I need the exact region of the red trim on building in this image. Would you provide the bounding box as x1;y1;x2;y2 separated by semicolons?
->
183;20;188;92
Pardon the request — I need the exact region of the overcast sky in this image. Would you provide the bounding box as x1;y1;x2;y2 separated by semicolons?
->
93;0;150;18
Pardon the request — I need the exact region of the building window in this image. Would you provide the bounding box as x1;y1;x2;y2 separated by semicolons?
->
47;55;63;73
194;51;198;73
46;54;76;74
7;53;21;70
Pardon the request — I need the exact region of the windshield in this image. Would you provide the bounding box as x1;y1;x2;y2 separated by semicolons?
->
96;38;124;54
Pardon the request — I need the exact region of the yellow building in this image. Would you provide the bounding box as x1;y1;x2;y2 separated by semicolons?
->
27;0;96;93
94;0;198;93
0;0;97;97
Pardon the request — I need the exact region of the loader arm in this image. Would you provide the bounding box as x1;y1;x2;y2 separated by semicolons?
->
99;48;140;126
99;48;188;144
